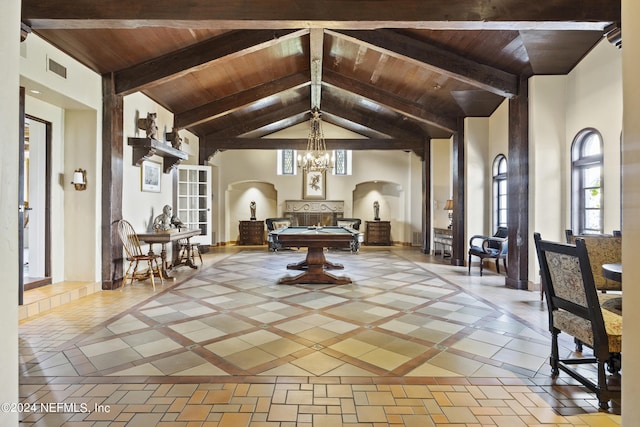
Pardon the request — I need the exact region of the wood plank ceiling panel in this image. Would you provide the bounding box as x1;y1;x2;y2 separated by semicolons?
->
144;33;309;114
36;28;227;73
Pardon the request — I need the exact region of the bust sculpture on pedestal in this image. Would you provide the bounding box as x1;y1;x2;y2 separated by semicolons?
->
373;200;380;221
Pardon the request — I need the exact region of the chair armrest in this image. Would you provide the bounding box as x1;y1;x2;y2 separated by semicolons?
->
484;237;507;254
469;234;491;247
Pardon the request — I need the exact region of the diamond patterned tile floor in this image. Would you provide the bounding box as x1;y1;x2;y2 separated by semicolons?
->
18;246;621;425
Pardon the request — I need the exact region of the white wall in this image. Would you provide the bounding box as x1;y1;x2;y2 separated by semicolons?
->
210;120;424;245
64;110;99;281
465;117;490;243
20;33;102;283
565;40;623;234
431;139;452;230
529;75;568;282
122;92;178;232
0;1;20;423
622;1;640;424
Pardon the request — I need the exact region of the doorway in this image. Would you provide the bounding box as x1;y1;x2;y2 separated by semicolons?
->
20;115;52;296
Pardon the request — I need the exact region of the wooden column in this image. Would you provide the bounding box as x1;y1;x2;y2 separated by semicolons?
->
101;73;124;290
451;117;465;266
506;76;529;289
421;136;432;254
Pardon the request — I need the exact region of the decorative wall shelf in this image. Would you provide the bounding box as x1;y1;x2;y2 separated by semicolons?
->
128;137;188;173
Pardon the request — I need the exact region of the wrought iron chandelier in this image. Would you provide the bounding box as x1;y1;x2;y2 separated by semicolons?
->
297;108;335;173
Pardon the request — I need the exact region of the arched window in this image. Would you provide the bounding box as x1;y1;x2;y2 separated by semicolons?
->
571;129;603;234
492;154;507;232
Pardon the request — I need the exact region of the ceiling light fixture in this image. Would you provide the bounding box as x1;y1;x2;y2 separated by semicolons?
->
297;108;335;173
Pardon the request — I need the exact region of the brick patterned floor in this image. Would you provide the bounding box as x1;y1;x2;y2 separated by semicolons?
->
18;247;621;426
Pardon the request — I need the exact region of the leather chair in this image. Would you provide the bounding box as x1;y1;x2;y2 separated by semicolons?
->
468;227;508;276
534;233;621;410
266;217;295;251
336;218;362;252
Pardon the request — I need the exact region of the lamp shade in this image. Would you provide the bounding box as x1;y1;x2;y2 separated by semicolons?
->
443;199;453;210
72;171;85;185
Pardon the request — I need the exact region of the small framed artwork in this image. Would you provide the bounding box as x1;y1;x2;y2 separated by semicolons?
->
141;160;161;192
302;170;326;200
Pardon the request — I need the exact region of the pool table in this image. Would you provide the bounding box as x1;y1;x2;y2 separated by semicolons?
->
269;226;359;285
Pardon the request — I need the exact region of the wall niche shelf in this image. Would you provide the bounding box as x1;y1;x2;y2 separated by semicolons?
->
128;137;188;173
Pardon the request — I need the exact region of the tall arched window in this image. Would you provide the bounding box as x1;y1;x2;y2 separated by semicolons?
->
571;129;603;234
492;154;507;232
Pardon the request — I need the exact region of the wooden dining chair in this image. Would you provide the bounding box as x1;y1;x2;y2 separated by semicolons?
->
117;219;163;290
534;233;621;410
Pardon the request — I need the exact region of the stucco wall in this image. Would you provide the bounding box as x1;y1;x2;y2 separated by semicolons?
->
1;2;20;424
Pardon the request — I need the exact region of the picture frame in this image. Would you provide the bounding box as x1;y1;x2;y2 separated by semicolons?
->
141;160;161;192
302;170;326;200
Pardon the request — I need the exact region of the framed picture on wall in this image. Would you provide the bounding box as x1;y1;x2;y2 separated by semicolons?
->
302;170;326;200
141;160;161;192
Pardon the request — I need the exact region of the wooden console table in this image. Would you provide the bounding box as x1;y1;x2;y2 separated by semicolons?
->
433;227;453;258
365;220;391;245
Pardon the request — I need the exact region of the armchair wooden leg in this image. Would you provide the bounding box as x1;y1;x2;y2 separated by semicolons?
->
495;259;500;274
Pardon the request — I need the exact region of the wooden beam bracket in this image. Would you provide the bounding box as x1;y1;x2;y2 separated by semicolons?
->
128;137;188;173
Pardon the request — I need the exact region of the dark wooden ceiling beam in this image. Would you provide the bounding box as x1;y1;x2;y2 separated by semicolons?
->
206;101;310;138
329;29;519;98
114;29;306;95
321;98;424;140
203;138;422;151
175;73;310;129
310;28;324;110
323;70;457;132
23;0;619;30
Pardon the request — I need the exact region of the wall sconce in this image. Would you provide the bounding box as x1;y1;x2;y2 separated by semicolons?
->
71;168;87;191
443;199;453;229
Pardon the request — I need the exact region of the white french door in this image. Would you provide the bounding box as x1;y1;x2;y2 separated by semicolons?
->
177;165;212;245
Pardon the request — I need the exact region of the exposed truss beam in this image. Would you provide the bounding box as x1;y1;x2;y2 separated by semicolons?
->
329;29;519;98
201;138;425;162
23;0;618;30
321;98;425;140
323;70;458;132
310;28;324;110
205;101;310;139
175;73;310;129
114;29;306;95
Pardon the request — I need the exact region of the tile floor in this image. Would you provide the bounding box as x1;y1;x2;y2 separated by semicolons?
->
18;246;621;426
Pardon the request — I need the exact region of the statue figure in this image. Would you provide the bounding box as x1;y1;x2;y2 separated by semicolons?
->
137;112;159;140
373;200;380;220
250;200;257;220
167;127;182;150
153;204;184;231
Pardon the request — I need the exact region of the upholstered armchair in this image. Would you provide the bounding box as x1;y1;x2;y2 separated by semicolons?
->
565;230;622;292
467;227;508;276
534;233;621;410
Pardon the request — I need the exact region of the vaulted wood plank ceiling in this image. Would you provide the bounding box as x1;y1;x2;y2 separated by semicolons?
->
22;0;619;160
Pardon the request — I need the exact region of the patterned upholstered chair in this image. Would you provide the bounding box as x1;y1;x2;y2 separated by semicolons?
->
468;227;508;276
565;230;622;292
534;233;621;410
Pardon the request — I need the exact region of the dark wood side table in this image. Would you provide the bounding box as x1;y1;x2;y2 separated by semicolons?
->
602;263;622;283
365;220;391;245
238;220;265;245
